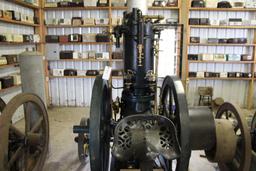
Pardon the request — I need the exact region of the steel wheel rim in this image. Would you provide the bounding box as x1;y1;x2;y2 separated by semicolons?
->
160;76;191;171
0;93;49;171
89;76;111;171
216;103;251;171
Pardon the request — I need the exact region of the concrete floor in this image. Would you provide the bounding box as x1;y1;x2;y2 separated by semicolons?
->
42;107;221;171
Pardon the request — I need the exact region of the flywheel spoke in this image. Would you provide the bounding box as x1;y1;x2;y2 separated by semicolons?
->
30;116;43;133
8;146;24;167
10;125;25;138
27;133;42;146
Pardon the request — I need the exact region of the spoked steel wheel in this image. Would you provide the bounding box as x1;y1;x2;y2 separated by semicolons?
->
216;103;251;171
89;76;112;171
159;76;191;171
0;93;49;171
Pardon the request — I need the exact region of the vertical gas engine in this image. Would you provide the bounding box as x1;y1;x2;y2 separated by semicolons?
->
73;4;253;171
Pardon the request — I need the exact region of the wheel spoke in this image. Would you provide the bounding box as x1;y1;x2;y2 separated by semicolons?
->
24;103;32;133
8;146;24;166
30;116;43;133
10;125;25;138
27;133;42;146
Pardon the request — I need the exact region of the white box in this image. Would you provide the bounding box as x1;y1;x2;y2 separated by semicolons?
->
73;52;79;59
21;14;27;22
84;0;97;6
205;0;218;8
220;72;228;78
81;52;88;59
112;18;122;26
33;34;40;43
44;2;58;7
214;54;226;61
201;54;214;61
77;70;87;76
196;72;205;78
232;2;245;8
52;69;64;76
210;19;220;26
102;52;109;59
219;20;228;26
3;34;14;42
251;20;256;25
11;74;21;85
82;34;96;42
12;34;23;42
200;38;208;44
83;18;95;25
0;57;7;65
88;51;96;59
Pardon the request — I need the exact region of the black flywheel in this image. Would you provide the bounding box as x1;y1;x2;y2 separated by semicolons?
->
89;76;112;171
159;76;191;171
0;93;49;171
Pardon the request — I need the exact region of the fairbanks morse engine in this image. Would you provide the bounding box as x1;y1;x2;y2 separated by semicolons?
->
73;2;254;171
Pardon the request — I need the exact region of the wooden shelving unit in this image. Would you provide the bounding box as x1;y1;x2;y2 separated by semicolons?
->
0;1;44;100
42;0;181;106
186;0;256;109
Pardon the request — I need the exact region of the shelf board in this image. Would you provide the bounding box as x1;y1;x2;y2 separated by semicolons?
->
111;6;179;10
50;59;111;62
189;7;256;11
49;75;123;79
0;84;21;93
190;25;256;29
9;0;39;9
189;43;255;47
148;6;179;10
46;24;109;28
57;42;112;45
188;60;254;64
111;6;127;10
44;6;109;11
189;77;252;81
0;42;39;46
50;76;97;79
0;63;19;69
0;18;39;27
